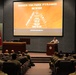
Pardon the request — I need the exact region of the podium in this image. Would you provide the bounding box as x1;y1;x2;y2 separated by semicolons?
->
46;43;58;55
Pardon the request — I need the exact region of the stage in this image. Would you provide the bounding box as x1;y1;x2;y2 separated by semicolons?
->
28;52;52;58
28;52;52;63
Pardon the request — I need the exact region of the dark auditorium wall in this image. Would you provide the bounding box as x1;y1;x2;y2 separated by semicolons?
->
2;0;75;53
0;0;3;23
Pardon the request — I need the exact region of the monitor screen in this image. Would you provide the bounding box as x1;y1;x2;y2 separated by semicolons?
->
13;0;63;36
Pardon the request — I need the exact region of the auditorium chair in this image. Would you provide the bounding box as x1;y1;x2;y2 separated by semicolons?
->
21;60;30;75
19;57;28;65
2;62;21;75
56;60;74;75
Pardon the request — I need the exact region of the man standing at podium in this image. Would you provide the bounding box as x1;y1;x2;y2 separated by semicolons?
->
51;37;59;52
51;37;59;44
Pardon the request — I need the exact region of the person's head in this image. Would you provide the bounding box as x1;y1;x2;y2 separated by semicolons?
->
22;52;25;56
59;51;62;54
18;51;21;54
11;50;15;53
12;53;17;60
53;37;56;40
65;53;69;57
54;52;58;56
25;50;28;53
5;49;9;53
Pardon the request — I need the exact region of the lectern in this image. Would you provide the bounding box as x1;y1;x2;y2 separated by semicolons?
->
46;43;58;55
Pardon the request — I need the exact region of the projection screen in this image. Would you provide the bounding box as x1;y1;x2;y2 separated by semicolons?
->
13;0;63;36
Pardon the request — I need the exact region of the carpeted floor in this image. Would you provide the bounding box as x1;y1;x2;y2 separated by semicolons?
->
25;63;52;75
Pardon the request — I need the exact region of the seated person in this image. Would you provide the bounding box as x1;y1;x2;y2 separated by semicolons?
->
24;50;31;60
7;53;22;75
67;54;73;60
0;53;3;60
24;50;35;66
17;51;31;68
63;53;73;60
72;54;76;59
10;50;15;55
58;51;64;58
0;62;8;75
7;53;22;66
49;52;59;69
3;50;9;56
2;50;10;61
17;52;28;62
21;52;28;59
49;52;59;68
0;59;5;63
17;51;22;56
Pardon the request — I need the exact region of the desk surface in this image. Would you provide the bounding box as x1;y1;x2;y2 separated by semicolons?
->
47;42;58;44
3;42;26;44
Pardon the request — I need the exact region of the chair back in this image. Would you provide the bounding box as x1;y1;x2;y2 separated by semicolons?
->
56;60;74;75
2;62;21;75
19;57;28;65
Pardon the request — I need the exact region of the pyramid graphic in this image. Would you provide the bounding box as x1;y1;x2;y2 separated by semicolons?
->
26;12;47;28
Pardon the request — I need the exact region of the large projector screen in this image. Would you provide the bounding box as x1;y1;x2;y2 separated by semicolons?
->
13;0;63;36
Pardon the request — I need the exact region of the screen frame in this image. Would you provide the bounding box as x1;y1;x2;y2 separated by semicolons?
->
13;0;64;37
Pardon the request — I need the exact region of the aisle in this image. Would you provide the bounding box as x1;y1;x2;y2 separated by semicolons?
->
25;63;52;75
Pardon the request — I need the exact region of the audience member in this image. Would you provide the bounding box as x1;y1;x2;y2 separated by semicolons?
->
24;50;35;66
7;53;22;75
17;52;28;62
22;52;26;56
0;60;4;63
3;50;9;56
10;50;15;55
57;51;64;58
72;54;76;59
2;50;10;61
25;50;31;59
21;52;28;58
0;53;3;59
17;52;29;66
7;53;22;66
17;51;22;56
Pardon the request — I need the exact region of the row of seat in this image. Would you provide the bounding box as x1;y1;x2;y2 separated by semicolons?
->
55;60;76;75
49;52;76;75
2;58;30;75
